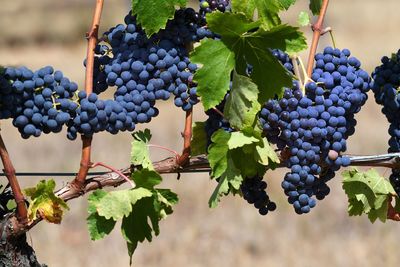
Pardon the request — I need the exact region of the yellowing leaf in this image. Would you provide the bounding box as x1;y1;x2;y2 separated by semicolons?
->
24;180;69;224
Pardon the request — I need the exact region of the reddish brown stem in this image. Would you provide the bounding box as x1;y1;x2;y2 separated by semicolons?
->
177;109;193;166
147;144;180;158
74;136;93;189
72;0;104;189
212;107;225;118
0;134;27;224
91;162;135;187
85;0;104;95
306;0;330;77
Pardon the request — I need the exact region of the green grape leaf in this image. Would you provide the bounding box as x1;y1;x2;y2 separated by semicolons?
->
367;195;389;223
309;0;322;15
96;188;153;220
207;12;307;54
190;39;235;110
251;0;283;28
87;170;178;262
224;73;261;131
227;132;259;150
208;129;274;207
208;130;231;178
279;0;297;10
24;180;69;224
121;197;157;261
208;130;260;179
230;147;266;177
156;189;179;219
206;12;261;38
121;189;178;261
131;169;162;189
131;0;187;36
231;0;296;28
126;242;137;265
131;129;154;170
342;168;395;223
191;122;208;156
209;157;243;208
254;137;280;167
230;0;282;28
207;12;306;102
230;0;256;19
87;190;116;240
298;11;310;26
242;39;290;102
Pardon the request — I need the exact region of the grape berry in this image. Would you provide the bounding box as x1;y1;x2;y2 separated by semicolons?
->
241;176;277;216
372;50;400;196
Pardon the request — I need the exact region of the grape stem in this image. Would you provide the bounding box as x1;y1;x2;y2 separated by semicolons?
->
291;56;303;89
177;42;196;167
0;132;28;225
90;162;135;188
212;107;225;118
177;109;193;166
73;0;104;190
306;0;330;77
147;144;180;158
326;28;337;49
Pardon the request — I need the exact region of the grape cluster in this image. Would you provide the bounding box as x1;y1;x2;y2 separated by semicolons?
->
372;50;400;195
199;0;230;17
271;49;294;74
70;8;210;138
204;94;233;146
0;66;78;138
259;47;370;214
90;9;207;117
67;92;137;140
241;176;277;216
1;7;215;139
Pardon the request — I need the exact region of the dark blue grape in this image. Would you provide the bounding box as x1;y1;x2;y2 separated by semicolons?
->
241;176;276;216
372;49;400;196
259;47;370;214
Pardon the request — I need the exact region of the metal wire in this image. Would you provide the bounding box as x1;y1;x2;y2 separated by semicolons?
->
0;169;211;177
0;172;108;177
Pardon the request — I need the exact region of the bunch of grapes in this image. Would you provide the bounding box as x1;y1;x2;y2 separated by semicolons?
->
371;50;400;195
241;176;277;216
0;66;78;138
1;7;215;140
271;49;294;73
70;8;211;139
204;94;233;146
199;0;230;17
259;47;371;214
90;9;207;111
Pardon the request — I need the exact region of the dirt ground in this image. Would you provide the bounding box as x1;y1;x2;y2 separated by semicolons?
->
1;0;400;266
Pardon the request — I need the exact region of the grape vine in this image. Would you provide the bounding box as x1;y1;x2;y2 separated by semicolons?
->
1;0;400;266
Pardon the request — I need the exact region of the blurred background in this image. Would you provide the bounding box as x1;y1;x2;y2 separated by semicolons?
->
1;0;400;266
